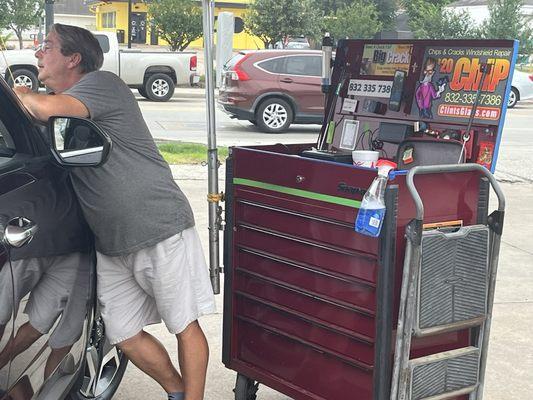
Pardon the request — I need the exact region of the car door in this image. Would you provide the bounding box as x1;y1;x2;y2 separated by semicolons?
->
0;226;12;397
0;78;93;398
278;54;323;116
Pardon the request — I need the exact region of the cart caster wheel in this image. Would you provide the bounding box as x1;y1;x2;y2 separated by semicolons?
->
234;373;259;400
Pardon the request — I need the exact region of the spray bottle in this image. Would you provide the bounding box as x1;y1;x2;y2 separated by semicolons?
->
355;161;396;237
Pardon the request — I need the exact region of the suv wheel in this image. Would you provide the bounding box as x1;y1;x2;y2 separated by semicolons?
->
137;86;149;99
69;316;128;400
256;98;293;133
7;69;39;92
145;73;175;102
507;87;519;108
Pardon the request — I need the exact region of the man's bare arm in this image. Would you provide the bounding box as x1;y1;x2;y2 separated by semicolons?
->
14;87;89;122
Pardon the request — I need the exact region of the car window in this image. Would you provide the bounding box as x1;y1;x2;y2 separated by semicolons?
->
94;34;110;53
286;42;310;49
0;80;38;157
257;57;283;73
224;53;246;70
283;55;321;77
0;119;16;159
293;38;307;43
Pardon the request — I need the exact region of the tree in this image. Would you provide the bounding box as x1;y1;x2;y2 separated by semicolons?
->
313;0;397;28
0;32;13;50
481;0;533;54
324;0;383;41
147;0;203;51
313;0;354;15
374;0;398;28
245;0;322;48
0;0;42;49
405;0;481;39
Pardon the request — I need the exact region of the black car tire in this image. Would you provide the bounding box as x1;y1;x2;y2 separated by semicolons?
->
144;73;175;102
255;98;293;133
69;316;128;400
7;68;39;92
137;86;149;99
507;87;519;108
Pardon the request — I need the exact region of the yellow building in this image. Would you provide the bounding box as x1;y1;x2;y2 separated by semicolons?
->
87;0;264;50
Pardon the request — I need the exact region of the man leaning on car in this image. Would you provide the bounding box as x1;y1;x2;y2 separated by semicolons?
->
14;23;216;400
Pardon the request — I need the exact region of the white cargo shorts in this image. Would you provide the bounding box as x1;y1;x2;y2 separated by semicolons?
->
96;227;216;345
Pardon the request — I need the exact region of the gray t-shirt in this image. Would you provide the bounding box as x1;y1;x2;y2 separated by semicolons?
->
64;71;194;256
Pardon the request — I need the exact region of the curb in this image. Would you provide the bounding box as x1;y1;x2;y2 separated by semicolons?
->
174;88;207;98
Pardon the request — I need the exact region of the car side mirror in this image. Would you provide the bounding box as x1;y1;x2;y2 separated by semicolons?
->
48;116;112;167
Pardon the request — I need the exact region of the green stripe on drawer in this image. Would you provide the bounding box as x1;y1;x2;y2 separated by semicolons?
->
233;178;361;208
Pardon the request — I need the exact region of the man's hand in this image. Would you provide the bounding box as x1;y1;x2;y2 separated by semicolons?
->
436;76;449;98
13;85;33;98
437;83;446;96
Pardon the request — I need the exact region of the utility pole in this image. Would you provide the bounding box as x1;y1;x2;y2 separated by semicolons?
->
127;0;132;48
44;0;54;35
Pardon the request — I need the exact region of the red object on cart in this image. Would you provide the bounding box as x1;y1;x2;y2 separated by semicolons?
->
224;145;489;399
222;38;516;400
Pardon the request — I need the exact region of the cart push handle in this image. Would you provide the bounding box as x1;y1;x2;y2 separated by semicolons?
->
406;163;505;221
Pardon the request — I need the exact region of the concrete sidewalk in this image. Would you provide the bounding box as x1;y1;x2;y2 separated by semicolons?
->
113;164;532;400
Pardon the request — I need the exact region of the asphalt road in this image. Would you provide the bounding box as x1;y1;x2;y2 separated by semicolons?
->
137;89;533;182
112;90;533;400
136;90;320;147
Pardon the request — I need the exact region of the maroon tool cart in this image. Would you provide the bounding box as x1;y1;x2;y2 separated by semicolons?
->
222;38;517;400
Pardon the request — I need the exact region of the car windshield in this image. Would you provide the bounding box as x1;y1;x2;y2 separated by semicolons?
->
286;42;308;49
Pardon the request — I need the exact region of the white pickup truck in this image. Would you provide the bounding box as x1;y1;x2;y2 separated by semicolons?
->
0;31;199;101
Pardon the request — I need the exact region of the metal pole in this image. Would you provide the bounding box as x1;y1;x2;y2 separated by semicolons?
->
317;32;333;150
44;0;54;35
127;0;132;49
202;0;221;294
321;32;332;94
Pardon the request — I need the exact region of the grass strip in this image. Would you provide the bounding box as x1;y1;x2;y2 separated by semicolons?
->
157;141;229;165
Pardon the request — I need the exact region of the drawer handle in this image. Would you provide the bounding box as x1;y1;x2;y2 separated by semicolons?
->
296;175;305;183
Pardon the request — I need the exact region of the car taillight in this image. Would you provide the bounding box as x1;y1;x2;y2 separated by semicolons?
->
230;69;249;81
230;54;251;81
190;55;197;71
529;74;533;82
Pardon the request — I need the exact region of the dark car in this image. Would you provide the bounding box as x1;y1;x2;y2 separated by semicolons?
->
0;77;126;400
218;50;325;133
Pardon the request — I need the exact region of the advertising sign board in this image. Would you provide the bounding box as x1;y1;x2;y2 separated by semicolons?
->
411;46;514;124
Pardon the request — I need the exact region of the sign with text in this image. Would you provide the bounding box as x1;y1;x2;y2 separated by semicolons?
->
411;46;513;123
360;44;413;76
347;79;393;98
